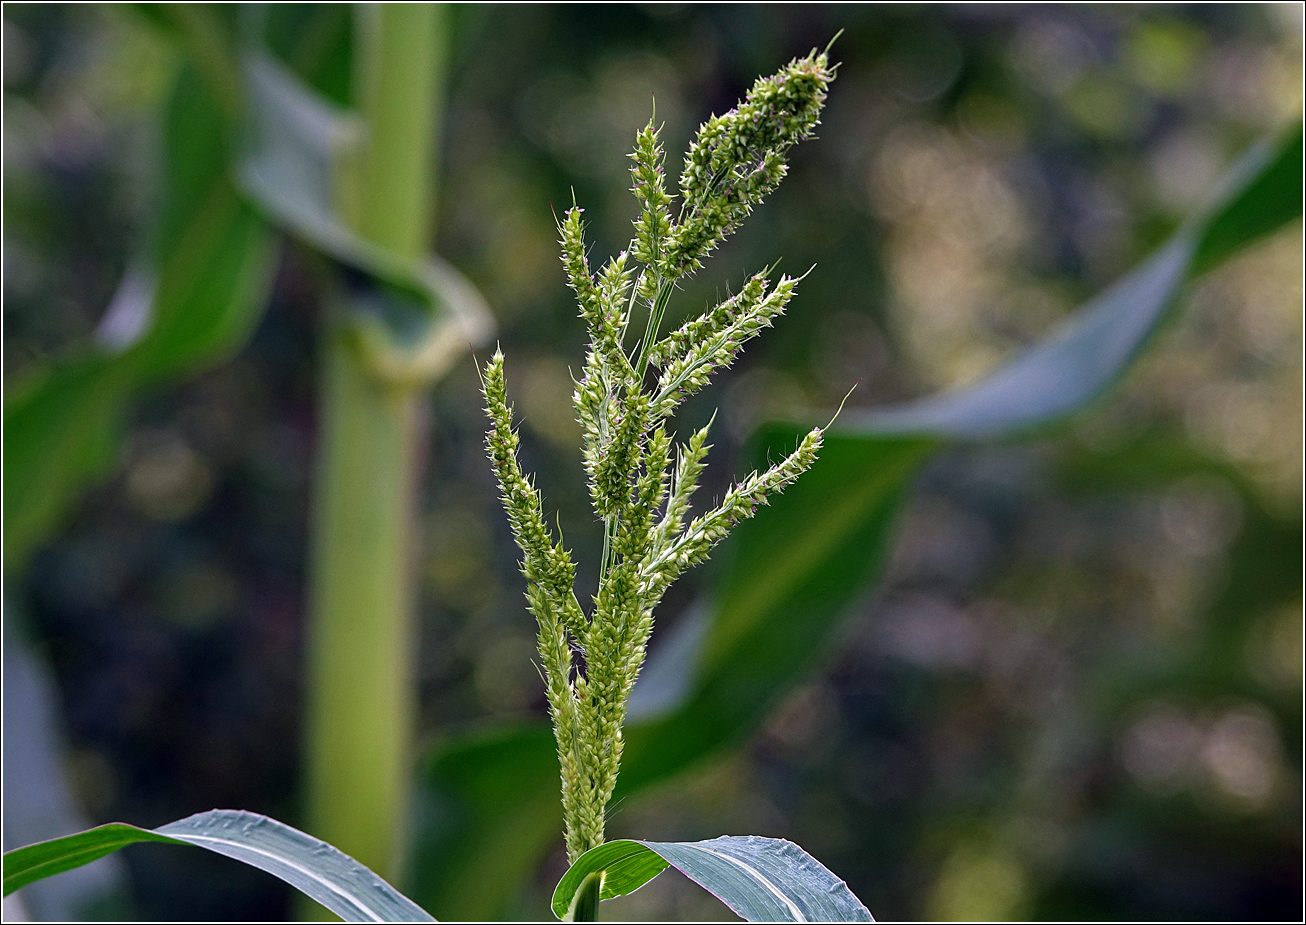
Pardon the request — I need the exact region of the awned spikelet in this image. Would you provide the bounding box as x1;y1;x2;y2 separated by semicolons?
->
482;47;837;863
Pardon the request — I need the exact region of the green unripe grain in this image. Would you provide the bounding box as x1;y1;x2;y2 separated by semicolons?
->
482;47;835;863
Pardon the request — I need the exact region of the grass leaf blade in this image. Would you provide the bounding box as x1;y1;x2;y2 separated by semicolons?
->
551;836;873;922
3;811;435;923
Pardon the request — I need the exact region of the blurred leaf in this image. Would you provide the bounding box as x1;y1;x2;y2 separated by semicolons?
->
845;125;1303;440
1;18;497;575
1058;433;1303;708
134;182;277;383
1190;123;1303;276
411;125;1302;919
2;63;278;576
134;63;280;383
3;357;130;577
2;810;434;923
263;3;354;107
552;836;874;922
130;3;242;125
236;51;493;387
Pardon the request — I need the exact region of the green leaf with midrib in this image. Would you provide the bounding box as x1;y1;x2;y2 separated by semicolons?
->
3;810;434;923
552;836;873;922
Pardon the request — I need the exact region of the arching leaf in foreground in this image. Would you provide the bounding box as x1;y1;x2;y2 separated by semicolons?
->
552;836;874;922
2;810;434;923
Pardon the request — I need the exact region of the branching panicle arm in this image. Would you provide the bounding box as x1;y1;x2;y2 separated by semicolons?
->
656;419;712;546
652;273;799;417
645;272;769;370
639;427;823;601
482;351;587;638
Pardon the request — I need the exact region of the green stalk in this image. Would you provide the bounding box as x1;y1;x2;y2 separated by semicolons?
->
304;1;447;892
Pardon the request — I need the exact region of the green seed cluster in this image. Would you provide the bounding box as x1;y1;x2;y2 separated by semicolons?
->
669;50;834;278
482;49;834;864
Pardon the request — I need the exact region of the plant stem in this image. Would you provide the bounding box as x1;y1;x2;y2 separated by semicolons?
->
599;516;614;580
304;1;447;889
633;277;674;382
350;3;444;256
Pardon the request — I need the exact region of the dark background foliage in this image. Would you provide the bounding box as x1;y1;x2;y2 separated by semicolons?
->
3;4;1301;921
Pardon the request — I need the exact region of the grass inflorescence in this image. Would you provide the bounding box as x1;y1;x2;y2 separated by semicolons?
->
483;48;836;862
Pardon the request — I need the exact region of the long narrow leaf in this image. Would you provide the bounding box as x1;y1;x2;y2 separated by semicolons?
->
845;127;1303;440
552;836;873;922
3;824;181;896
2;810;434;923
2;60;278;576
2;357;131;574
412;125;1302;920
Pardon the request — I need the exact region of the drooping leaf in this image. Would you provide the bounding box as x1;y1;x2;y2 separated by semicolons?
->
2;810;434;923
844;128;1302;441
552;836;873;922
131;60;281;384
2;357;131;575
2;60;279;576
262;2;355;107
235;51;493;386
2;21;495;577
3;822;178;897
128;3;242;125
1189;123;1303;276
411;125;1302;920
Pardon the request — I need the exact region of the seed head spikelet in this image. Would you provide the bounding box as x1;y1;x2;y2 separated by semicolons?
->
484;48;836;863
669;50;834;278
631;116;673;271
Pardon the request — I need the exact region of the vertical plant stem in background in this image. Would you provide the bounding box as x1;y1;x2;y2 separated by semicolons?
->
304;1;446;890
349;3;444;255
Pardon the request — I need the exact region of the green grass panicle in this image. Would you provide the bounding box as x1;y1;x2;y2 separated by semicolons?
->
482;48;836;863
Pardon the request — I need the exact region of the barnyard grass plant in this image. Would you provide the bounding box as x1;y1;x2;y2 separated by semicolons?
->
482;48;837;862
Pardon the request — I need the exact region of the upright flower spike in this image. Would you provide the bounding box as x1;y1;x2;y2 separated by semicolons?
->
484;47;836;864
559;206;600;318
669;50;834;278
481;351;587;641
631;118;674;270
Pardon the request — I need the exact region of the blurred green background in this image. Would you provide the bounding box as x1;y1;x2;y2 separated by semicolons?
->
3;3;1301;921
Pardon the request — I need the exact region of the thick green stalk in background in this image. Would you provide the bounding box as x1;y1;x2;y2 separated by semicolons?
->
304;2;447;888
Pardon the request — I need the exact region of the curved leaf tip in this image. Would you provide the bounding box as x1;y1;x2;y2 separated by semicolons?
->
553;835;873;922
3;810;434;923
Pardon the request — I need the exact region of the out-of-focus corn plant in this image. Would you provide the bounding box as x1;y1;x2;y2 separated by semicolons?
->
4;1;494;913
